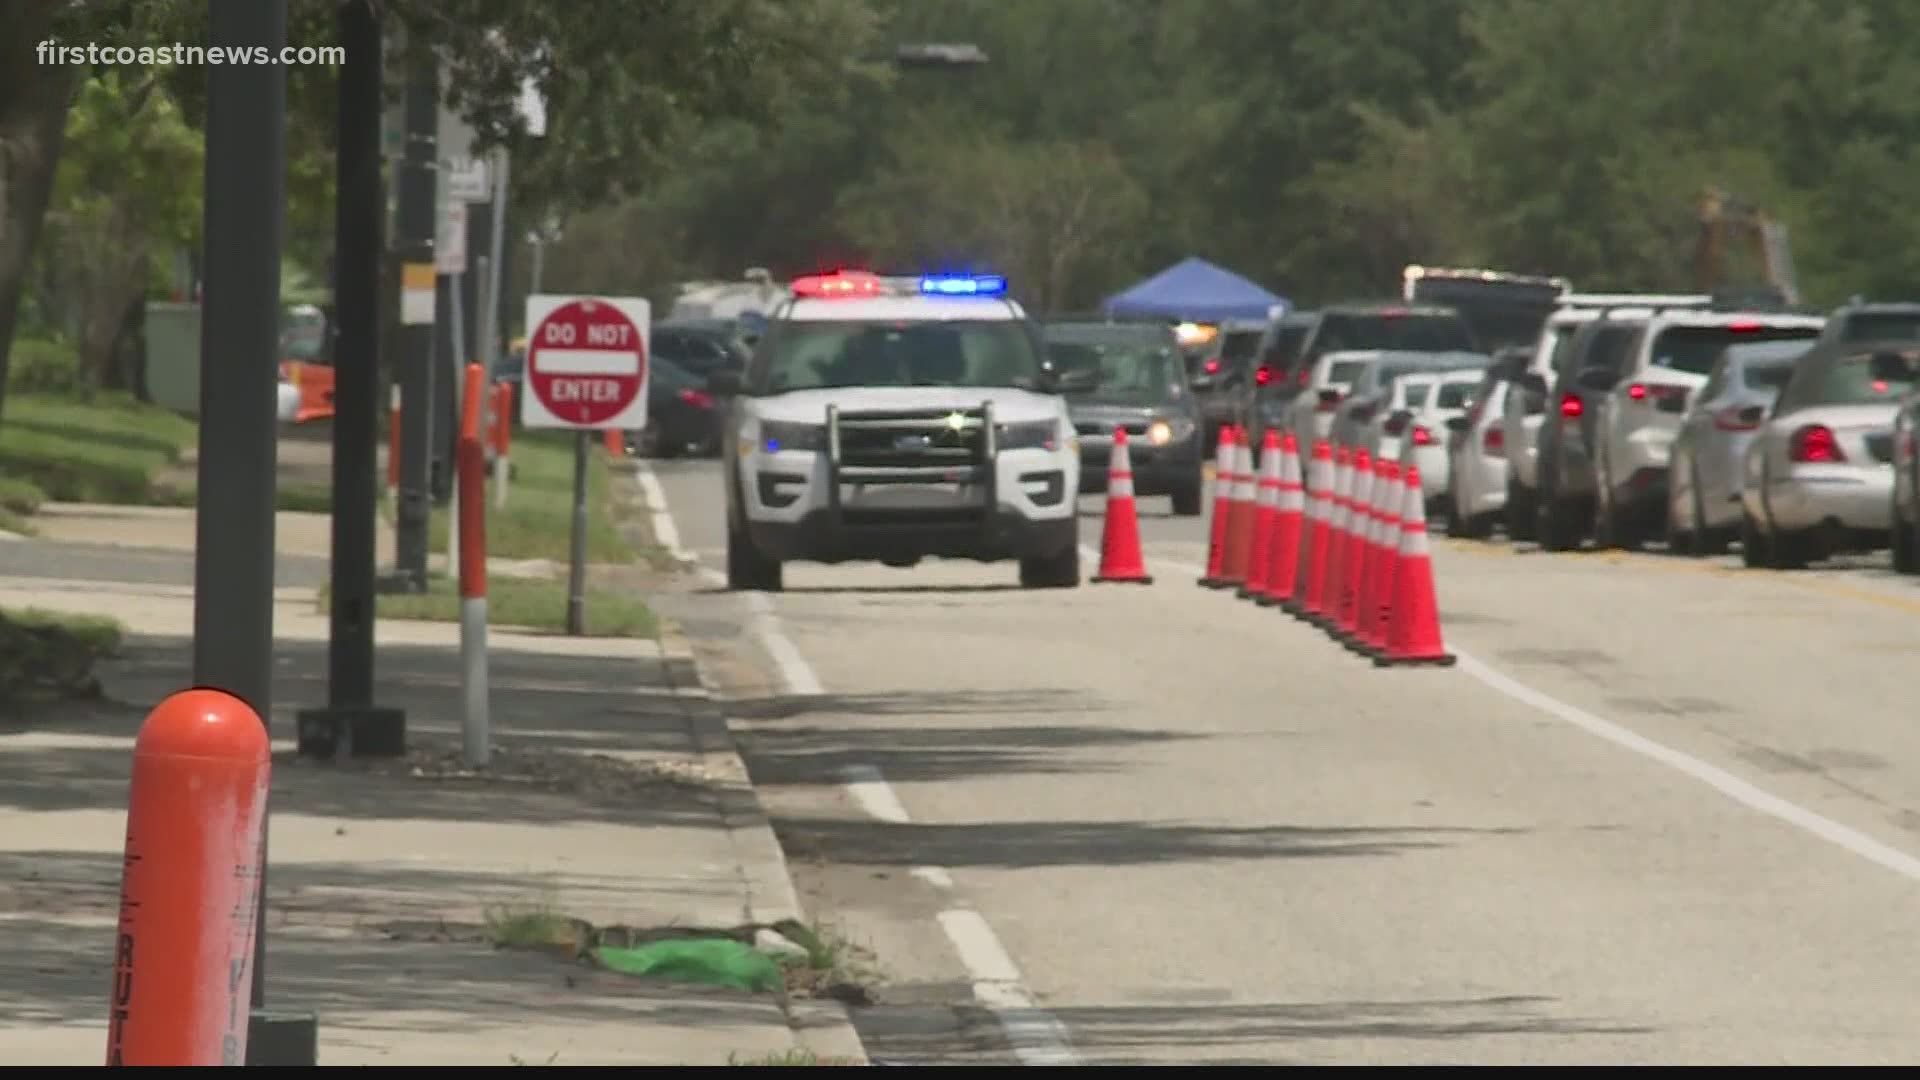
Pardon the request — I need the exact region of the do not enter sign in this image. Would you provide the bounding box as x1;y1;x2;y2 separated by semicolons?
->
521;294;651;430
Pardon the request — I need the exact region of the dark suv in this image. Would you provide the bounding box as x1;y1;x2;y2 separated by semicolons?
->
1527;311;1651;551
1815;302;1920;346
1243;302;1478;449
1184;318;1267;450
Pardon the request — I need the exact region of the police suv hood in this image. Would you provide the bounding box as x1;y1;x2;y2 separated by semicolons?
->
748;387;1064;426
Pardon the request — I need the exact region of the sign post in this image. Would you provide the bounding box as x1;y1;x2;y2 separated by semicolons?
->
521;295;650;634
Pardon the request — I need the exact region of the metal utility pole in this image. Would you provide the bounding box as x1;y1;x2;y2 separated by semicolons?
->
295;0;406;761
389;47;439;592
194;0;317;1065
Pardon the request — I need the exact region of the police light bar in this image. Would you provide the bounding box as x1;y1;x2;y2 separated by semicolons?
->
919;274;1007;297
792;270;885;298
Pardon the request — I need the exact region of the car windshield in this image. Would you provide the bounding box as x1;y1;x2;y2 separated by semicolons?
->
1435;381;1477;409
1314;312;1477;356
1047;341;1183;403
1324;358;1371;387
1802;353;1918;405
1840;313;1920;342
1652;325;1819;375
1743;359;1797;391
758;319;1043;391
1220;330;1262;363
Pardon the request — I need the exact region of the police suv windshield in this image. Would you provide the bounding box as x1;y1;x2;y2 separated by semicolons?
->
756;319;1045;392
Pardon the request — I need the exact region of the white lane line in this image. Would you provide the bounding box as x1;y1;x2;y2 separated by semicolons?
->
634;461;695;563
840;764;1079;1066
1146;542;1920;885
910;866;954;889
839;764;911;824
693;567;824;697
940;910;1082;1066
1455;650;1920;882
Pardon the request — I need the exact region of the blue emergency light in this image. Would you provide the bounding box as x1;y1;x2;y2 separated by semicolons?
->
919;274;1007;297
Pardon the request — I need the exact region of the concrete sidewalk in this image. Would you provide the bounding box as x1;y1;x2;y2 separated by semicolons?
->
0;573;865;1065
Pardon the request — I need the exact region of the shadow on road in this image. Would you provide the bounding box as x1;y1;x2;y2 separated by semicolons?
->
772;815;1523;869
742;719;1198;785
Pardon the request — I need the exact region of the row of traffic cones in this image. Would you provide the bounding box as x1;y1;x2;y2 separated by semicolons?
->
1198;425;1453;666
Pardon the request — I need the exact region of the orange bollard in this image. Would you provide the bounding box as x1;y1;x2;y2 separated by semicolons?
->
491;382;513;457
107;689;271;1066
460;363;486;442
604;428;623;455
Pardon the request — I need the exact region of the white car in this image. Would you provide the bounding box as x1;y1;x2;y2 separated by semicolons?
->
1444;347;1528;538
1502;294;1711;539
1740;340;1915;567
713;271;1088;591
1589;309;1824;549
1375;369;1482;510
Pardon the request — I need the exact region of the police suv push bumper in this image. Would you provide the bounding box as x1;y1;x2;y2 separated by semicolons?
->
743;403;1076;563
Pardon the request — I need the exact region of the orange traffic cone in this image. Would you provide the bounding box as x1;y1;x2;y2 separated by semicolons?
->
1376;465;1456;667
1288;439;1334;618
1297;440;1344;622
1091;427;1153;584
1257;432;1305;607
1219;429;1256;587
1238;431;1282;600
1333;448;1374;641
1359;455;1405;657
1314;445;1358;630
1198;427;1237;588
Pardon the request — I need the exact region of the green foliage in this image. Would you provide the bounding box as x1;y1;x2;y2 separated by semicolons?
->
0;476;47;516
6;338;80;396
0;392;195;504
0;607;125;703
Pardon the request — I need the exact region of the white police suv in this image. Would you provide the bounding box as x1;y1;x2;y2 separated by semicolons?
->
710;270;1093;592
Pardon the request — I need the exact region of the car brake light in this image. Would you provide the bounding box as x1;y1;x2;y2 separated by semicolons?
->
1627;382;1687;405
1789;423;1843;463
1727;321;1763;332
1254;365;1272;385
1204;359;1221;375
678;388;713;409
1411;425;1434;446
1627;383;1647;401
1483;424;1505;455
792;270;884;298
1297;368;1310;387
1559;393;1583;419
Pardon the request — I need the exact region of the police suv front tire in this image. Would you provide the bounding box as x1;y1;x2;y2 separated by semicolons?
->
1019;542;1080;589
727;519;783;592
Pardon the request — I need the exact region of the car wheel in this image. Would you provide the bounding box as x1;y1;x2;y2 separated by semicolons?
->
1666;468;1695;556
1170;475;1203;517
1894;510;1915;575
1740;511;1768;568
726;517;783;591
1692;465;1728;556
1506;480;1536;542
1019;541;1080;588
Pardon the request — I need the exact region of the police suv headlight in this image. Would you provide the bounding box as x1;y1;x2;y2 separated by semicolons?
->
1147;417;1195;446
998;419;1061;451
756;420;826;453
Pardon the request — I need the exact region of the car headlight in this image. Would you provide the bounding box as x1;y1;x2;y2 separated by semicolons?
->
756;419;826;453
1146;416;1194;446
998;419;1061;451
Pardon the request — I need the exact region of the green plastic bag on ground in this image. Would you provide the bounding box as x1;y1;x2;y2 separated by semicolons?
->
593;938;784;993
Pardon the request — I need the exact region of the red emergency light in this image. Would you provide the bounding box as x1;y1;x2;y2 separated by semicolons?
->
793;270;885;298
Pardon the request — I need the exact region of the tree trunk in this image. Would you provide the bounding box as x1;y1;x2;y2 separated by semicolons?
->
0;3;78;423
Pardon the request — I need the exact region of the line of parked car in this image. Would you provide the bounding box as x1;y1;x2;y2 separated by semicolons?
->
1184;287;1920;572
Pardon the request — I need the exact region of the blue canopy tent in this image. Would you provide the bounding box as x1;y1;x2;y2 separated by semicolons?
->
1101;257;1288;323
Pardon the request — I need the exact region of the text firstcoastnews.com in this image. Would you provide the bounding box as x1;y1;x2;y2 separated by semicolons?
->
37;41;346;67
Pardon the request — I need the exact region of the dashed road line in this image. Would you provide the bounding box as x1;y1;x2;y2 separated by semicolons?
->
1147;544;1920;887
633;462;694;563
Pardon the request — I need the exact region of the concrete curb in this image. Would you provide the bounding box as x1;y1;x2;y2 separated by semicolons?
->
655;621;869;1066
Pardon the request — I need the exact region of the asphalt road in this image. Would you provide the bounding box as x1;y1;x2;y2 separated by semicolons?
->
643;457;1920;1066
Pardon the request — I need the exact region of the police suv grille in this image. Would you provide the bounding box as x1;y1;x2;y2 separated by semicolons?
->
1867;431;1894;464
836;408;988;469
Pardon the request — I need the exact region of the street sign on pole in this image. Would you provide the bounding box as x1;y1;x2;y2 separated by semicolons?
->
520;295;650;430
444;156;490;202
436;201;467;274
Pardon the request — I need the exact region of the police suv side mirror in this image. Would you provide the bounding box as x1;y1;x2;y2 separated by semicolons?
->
1517;372;1549;396
707;369;743;396
1444;415;1470;433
